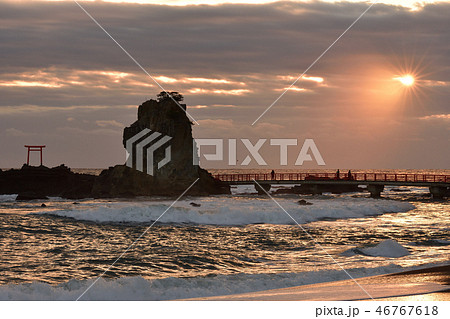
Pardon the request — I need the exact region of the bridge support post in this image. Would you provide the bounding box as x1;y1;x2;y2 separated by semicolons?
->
367;184;384;198
311;184;322;195
429;186;447;200
255;183;271;195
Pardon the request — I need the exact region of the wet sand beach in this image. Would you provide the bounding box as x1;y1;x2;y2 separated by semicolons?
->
186;265;450;301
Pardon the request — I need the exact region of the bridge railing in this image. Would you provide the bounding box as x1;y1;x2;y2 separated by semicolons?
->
213;172;450;183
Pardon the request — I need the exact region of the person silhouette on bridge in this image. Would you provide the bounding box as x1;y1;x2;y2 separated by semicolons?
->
336;169;340;180
348;170;352;180
271;170;275;180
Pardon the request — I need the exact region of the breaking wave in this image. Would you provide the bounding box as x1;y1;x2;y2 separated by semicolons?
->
342;239;411;258
0;264;420;301
39;197;415;226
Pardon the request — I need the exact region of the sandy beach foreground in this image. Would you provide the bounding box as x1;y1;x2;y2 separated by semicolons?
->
186;265;450;301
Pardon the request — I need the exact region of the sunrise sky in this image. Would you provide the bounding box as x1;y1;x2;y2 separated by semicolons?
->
1;0;449;169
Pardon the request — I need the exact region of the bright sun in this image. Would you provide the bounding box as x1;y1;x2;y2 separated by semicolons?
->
394;75;415;86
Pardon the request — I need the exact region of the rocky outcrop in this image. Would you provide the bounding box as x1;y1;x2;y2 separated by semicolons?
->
0;96;229;199
0;164;96;199
91;97;230;197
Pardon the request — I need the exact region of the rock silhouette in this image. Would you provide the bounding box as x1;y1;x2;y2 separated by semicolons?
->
0;164;95;199
91;95;230;197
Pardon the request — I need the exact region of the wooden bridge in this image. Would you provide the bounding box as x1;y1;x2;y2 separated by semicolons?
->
213;172;450;199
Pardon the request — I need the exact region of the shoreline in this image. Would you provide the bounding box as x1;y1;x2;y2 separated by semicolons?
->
184;265;450;301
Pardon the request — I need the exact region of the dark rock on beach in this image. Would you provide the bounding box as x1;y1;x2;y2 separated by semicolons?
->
189;202;202;207
297;199;313;205
190;202;201;207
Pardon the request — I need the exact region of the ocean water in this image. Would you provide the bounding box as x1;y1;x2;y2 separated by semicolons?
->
0;169;448;300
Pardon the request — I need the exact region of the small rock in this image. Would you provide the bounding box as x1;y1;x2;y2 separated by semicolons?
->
190;202;201;207
298;199;313;206
391;188;408;192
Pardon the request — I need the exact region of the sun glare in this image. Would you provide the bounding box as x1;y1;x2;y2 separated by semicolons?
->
394;75;415;86
387;54;434;110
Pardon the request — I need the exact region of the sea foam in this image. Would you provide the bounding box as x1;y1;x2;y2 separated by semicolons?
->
39;197;415;226
342;239;411;258
0;264;408;301
0;194;18;202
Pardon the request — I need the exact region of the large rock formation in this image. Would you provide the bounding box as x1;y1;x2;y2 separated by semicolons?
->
91;96;230;197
